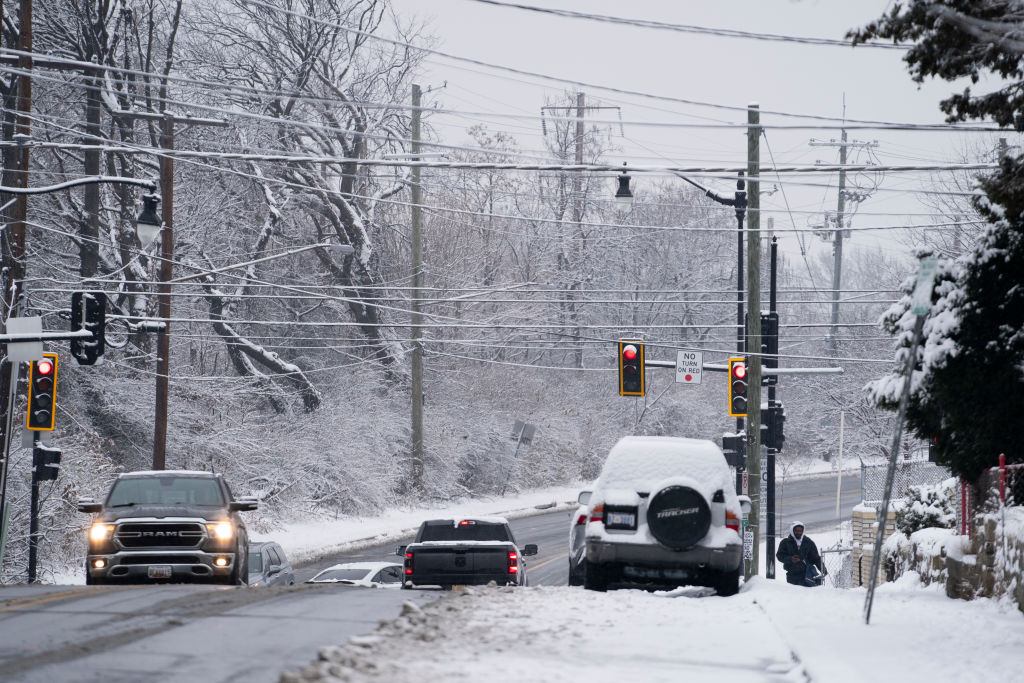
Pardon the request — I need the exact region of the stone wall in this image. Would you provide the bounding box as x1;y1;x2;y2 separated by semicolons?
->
851;505;896;587
883;507;1024;613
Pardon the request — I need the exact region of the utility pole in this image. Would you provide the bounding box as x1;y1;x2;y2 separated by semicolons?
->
81;64;101;278
808;132;879;349
0;0;34;533
410;83;424;490
745;103;762;579
766;236;779;579
571;92;585;369
113;109;227;469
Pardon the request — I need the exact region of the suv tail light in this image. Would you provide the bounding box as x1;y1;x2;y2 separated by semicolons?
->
726;510;740;533
404;552;413;575
508;551;518;574
575;513;587;526
589;502;604;523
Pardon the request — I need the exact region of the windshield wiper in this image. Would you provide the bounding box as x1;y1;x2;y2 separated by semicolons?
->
111;502;136;507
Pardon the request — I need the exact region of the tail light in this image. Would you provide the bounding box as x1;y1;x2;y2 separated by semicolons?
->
575;513;587;526
726;510;740;533
589;502;604;523
508;551;518;574
404;552;413;575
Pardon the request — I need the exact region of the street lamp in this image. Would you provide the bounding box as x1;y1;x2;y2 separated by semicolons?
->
135;193;162;246
614;163;633;212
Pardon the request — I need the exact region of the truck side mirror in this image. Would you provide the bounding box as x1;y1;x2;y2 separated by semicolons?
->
522;544;538;556
577;490;591;506
396;545;407;556
77;497;102;513
229;498;259;512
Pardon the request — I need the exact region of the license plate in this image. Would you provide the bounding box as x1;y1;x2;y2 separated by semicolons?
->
606;512;636;528
147;565;172;579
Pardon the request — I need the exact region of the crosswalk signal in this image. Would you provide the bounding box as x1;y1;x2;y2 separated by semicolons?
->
728;357;748;417
26;353;59;431
70;291;106;366
618;340;645;396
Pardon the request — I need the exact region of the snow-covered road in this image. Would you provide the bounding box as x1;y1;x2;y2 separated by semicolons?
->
283;576;1024;683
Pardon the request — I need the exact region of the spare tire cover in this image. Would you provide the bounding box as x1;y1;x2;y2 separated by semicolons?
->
646;485;711;550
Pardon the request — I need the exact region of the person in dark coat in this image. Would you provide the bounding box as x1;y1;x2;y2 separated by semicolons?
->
775;521;822;586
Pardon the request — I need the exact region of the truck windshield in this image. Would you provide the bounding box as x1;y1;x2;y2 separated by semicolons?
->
108;477;225;507
419;522;510;542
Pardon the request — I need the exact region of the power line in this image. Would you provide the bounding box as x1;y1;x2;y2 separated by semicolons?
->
464;0;909;50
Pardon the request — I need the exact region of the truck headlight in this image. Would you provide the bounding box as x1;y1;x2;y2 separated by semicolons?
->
90;523;115;543
206;522;233;540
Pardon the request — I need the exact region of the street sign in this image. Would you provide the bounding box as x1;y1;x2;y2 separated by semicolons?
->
910;256;938;316
6;317;43;362
761;456;768;483
741;470;748;495
675;351;703;384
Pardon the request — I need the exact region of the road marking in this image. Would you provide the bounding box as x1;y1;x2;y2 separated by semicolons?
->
528;555;562;572
0;585;142;613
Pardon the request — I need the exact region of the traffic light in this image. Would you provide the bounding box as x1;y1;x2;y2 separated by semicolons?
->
618;340;645;396
722;434;745;468
33;444;62;482
760;312;779;386
728;358;748;416
26;353;59;431
764;403;786;451
70;291;106;366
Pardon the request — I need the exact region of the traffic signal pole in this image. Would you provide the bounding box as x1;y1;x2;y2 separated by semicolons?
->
766;236;778;579
27;431;39;583
744;103;762;580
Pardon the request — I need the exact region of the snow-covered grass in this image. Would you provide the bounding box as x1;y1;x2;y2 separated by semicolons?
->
282;573;1024;683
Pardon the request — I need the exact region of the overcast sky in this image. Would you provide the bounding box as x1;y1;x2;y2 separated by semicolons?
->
385;0;1019;270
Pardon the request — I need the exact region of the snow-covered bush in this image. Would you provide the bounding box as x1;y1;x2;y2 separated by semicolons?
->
895;478;957;536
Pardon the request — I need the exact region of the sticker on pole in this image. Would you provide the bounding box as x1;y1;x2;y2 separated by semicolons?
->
675;351;703;385
743;531;753;559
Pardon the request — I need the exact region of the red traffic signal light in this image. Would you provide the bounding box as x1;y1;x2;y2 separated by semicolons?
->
728;357;748;417
618;340;645;397
27;353;59;431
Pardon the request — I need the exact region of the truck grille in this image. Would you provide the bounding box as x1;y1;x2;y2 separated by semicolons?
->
119;554;201;565
116;523;205;548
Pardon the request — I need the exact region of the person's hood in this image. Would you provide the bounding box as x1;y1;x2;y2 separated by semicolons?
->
790;520;805;538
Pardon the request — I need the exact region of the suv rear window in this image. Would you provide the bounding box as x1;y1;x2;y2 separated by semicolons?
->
108;477;225;507
419;521;511;542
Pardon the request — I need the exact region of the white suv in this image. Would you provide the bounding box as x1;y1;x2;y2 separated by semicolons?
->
583;436;744;595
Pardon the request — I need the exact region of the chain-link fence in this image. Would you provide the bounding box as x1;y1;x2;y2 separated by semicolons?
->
861;460;953;505
820;545;853;588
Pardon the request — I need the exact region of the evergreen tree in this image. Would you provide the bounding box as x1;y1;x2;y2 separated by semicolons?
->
856;3;1024;481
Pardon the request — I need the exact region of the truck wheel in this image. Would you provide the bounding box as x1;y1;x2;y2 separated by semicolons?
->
401;582;412;590
713;567;741;596
583;560;608;592
85;573;103;586
568;560;583;586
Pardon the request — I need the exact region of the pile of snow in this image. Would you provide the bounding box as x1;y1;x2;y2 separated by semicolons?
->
281;578;1024;683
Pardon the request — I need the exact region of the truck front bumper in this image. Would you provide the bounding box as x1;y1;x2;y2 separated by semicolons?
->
86;550;237;582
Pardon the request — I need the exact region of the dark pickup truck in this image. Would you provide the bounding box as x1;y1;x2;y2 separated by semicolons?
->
78;470;258;585
398;517;538;589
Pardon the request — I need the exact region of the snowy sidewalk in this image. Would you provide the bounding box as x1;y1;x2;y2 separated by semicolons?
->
281;575;1024;683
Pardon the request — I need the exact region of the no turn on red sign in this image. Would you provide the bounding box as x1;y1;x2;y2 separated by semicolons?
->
675;350;703;385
